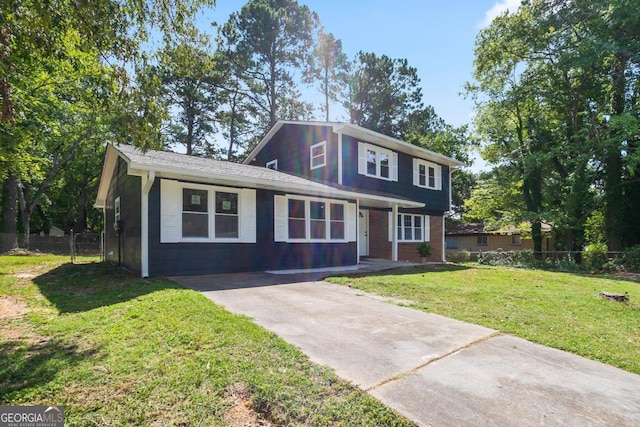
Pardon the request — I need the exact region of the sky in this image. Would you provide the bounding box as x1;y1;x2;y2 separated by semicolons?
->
195;0;521;169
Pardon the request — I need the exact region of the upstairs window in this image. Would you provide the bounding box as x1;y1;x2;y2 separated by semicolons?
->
266;159;278;170
310;141;326;170
358;142;398;181
413;159;442;190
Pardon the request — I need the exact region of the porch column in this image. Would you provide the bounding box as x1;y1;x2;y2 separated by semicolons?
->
141;170;155;278
356;198;360;263
391;203;398;261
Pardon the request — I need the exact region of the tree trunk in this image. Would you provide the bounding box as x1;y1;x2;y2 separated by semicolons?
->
604;54;627;251
1;174;18;249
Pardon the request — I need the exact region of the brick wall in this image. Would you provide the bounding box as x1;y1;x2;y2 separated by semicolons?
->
367;210;443;262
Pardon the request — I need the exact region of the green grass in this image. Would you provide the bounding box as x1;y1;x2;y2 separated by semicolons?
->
0;256;413;426
329;264;640;375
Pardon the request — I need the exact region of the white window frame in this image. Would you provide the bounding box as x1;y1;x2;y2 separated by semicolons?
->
283;195;347;242
310;141;326;170
266;159;278;170
413;158;442;190
358;142;398;181
397;214;425;242
388;213;430;242
178;183;242;243
114;196;121;222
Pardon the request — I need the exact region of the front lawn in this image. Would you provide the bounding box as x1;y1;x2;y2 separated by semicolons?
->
0;256;412;426
329;264;640;375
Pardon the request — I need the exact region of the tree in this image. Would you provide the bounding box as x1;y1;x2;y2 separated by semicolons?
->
344;52;423;139
217;0;319;132
468;0;640;256
156;40;220;156
305;29;349;121
0;0;214;238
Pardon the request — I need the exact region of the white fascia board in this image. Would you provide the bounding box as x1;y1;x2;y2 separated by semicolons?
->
129;163;423;209
332;123;464;168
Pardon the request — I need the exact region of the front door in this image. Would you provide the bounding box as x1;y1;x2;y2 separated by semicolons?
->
358;209;369;257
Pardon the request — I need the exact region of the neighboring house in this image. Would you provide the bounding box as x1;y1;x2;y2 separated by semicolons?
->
445;222;554;258
95;121;462;277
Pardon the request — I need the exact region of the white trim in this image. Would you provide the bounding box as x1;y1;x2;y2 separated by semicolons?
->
388;213;429;242
141;171;155;278
310;141;326;170
358;141;397;182
413;158;442;190
161;179;255;244
277;194;353;243
266;159;278;170
243;121;464;168
391;204;398;261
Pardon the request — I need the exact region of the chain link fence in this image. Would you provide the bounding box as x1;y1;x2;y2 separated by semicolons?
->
0;232;102;257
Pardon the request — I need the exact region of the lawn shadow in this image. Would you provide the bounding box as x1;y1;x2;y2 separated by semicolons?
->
0;337;97;402
32;261;183;313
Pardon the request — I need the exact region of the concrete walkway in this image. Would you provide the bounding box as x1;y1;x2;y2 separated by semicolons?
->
172;269;640;426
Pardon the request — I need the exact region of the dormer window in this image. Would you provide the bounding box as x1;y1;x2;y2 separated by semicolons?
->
413;159;442;190
310;141;326;170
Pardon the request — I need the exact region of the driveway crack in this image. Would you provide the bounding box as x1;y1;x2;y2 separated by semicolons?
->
365;331;502;392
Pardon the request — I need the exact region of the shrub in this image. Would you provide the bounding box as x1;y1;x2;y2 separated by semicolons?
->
478;249;538;268
447;250;470;263
583;243;610;272
619;245;640;272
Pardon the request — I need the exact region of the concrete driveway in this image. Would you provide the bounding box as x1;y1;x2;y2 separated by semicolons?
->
173;271;640;426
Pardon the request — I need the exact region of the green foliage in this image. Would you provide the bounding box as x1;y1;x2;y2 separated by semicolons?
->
468;0;640;252
620;246;640;272
416;242;432;257
345;52;423;139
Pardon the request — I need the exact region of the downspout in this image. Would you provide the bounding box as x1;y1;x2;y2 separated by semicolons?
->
392;203;398;261
337;132;343;185
141;170;155;277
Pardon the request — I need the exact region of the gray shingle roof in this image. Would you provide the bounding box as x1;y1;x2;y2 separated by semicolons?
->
113;144;421;208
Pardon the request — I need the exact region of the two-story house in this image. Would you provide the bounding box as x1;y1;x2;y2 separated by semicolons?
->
95;120;462;277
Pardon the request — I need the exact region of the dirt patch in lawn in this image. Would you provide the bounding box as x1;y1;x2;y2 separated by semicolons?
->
225;383;272;427
0;296;27;319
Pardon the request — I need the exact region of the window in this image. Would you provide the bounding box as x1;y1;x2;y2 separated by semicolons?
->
511;235;522;246
181;186;241;240
413;159;442;190
397;214;424;242
359;142;397;181
330;203;345;239
285;197;346;241
266;159;278;170
161;180;255;244
182;188;209;238
215;192;238;238
446;236;459;249
310;141;326;169
288;199;306;239
114;196;121;222
477;236;488;246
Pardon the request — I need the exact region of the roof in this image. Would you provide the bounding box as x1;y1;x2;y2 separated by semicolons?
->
446;222;552;236
243;120;465;168
94;144;424;209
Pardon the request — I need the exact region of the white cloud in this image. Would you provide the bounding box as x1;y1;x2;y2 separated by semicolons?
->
480;0;521;28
